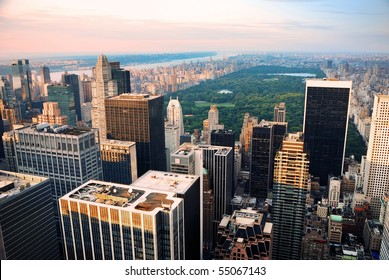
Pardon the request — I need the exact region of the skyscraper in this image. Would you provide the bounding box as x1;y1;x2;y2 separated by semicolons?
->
11;59;32;103
381;198;389;260
271;132;310;260
240;113;258;171
63;73;82;122
59;179;185;260
91;54;118;141
47;84;76;125
130;170;201;260
105;93;166;176
0;170;60;260
274;102;286;123
167;97;184;136
100;139;137;185
250;120;287;200
203;105;224;144
363;95;389;220
303;79;351;186
14;124;103;257
39;66;51;97
110;62;131;94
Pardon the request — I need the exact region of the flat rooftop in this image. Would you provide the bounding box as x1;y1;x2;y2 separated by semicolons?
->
100;139;136;148
109;93;161;101
16;124;93;136
232;208;263;226
0;170;49;202
130;170;199;195
62;180;182;214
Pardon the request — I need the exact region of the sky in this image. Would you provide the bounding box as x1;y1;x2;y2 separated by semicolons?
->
0;0;388;57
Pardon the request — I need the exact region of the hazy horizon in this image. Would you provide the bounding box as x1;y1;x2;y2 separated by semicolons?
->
1;0;388;57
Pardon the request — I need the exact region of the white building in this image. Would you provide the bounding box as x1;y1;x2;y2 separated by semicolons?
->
363;95;389;219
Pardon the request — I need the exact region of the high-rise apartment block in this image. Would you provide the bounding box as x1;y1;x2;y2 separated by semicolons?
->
0;170;60;259
105;93;166;176
303;79;351;186
214;208;273;260
250;120;287;200
60;179;185;260
271;132;309;260
363;95;389;220
274;102;286;122
100;140;137;185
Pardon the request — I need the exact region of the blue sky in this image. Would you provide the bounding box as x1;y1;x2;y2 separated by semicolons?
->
0;0;388;56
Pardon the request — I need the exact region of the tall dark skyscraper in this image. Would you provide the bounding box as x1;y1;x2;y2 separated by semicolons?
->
105;93;166;176
40;66;51;84
0;170;60;260
110;62;131;94
250;120;287;200
303;79;351;186
0;112;5;159
211;129;235;148
63;73;82;122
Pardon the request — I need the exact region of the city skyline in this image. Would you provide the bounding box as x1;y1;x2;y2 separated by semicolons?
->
0;0;388;57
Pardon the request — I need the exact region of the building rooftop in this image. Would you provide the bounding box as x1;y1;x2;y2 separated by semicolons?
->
61;180;182;214
16;123;94;136
130;170;199;195
306;79;352;88
233;208;263;226
109;93;161;101
330;215;343;222
100;139;136;148
0;170;49;203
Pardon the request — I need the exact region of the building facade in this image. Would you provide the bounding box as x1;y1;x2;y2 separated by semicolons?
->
0;170;60;260
303;79;351;186
363;95;389;220
100;140;137;185
271;132;310;260
59;180;184;260
105;93;166;176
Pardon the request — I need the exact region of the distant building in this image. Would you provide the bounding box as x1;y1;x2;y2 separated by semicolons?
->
91;54;118;141
47;84;76;125
100;140;137;185
303;79;351;186
63;73;82;122
60;179;185;260
110;62;131;94
271;132;309;260
364;220;383;254
363;95;389;219
35;102;67;125
273;102;286;122
214;208;273;260
166;97;184;136
328;215;342;244
328;177;341;208
239;113;258;171
12;59;32;103
2;131;17;172
105;93;166;176
301;214;329;260
0;170;60;259
203;105;224;144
